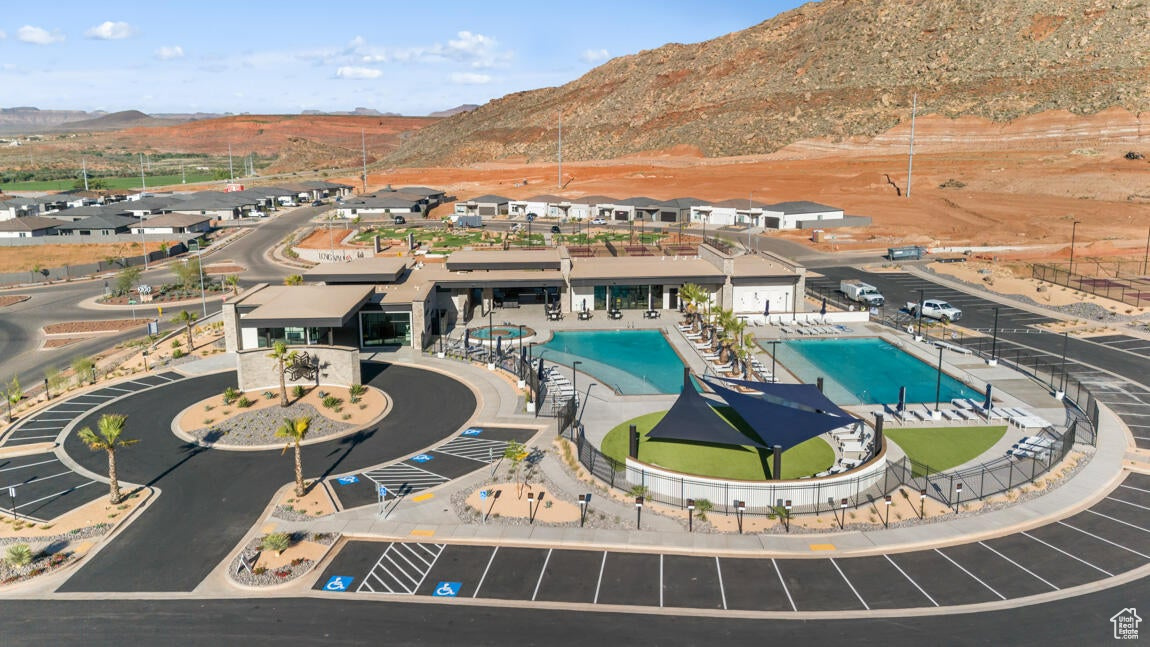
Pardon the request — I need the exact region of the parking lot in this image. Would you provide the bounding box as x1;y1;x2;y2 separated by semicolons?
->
328;427;538;509
315;472;1150;611
0;372;183;521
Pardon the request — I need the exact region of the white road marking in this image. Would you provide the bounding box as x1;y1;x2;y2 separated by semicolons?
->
593;551;607;604
884;554;938;607
1058;521;1150;559
715;557;727;610
531;549;552;601
830;558;869;610
1020;531;1114;576
935;549;1005;600
978;542;1059;591
473;546;499;598
772;559;796;612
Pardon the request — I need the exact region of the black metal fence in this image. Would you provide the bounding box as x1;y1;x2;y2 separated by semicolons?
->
1032;262;1150;308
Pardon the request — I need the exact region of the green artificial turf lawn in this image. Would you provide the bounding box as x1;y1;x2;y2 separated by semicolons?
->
600;409;835;480
884;425;1008;474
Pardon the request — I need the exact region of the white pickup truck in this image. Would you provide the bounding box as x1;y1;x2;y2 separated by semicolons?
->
906;299;963;322
839;279;885;307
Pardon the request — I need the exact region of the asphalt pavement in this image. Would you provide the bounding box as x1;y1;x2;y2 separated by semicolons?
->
57;362;476;592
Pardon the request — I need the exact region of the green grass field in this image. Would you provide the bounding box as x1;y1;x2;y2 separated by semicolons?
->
600;409;835;480
884;425;1008;475
0;173;215;192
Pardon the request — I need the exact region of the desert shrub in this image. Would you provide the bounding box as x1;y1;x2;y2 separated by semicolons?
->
260;532;292;554
236;396;254;408
322;396;343;409
222;387;240;405
292;385;306;399
349;383;366;403
5;544;33;567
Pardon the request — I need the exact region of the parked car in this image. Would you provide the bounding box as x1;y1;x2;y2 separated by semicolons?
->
526;213;538;222
311;200;324;207
550;225;562;234
590;218;607;225
393;215;407;225
509;223;523;233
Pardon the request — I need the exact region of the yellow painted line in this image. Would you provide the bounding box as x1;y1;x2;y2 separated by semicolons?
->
410;529;436;537
411;493;434;503
809;543;836;551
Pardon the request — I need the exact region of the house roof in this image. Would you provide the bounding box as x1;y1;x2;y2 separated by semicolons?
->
239;285;374;327
445;248;562;272
394;186;444;196
0;216;60;232
54;214;139;231
569;194;620;205
133;212;212;228
568;256;723;284
303;256;409;283
344;195;421;209
706;198;777;210
766;200;842;214
465;194;510;204
730;254;797;279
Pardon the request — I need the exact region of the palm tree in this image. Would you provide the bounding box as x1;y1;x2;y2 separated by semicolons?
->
267;341;297;407
224;274;240;296
77;413;138;504
276;416;312;496
171;310;198;349
679;283;705;329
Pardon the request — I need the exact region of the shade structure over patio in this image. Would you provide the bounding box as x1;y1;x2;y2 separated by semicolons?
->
708;376;853;419
701;377;854;453
645;382;770;449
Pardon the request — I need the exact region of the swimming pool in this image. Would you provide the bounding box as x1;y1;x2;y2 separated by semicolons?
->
535;330;685;395
771;337;976;406
470;325;535;340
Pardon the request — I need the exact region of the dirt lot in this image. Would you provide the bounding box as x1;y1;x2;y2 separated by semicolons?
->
0;295;30;307
43;319;152;335
0;242;180;274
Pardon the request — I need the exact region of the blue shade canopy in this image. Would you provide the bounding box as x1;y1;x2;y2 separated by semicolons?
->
702;378;853;453
645;383;770;449
710;376;853;419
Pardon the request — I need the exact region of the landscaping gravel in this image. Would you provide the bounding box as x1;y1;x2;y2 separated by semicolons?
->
229;531;338;587
189;402;352;447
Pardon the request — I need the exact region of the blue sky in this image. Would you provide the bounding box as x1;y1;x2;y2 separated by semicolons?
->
0;1;809;115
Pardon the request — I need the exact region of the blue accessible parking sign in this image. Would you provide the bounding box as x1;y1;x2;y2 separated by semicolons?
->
462;428;482;436
336;475;359;485
324;575;354;591
411;454;433;463
432;581;462;597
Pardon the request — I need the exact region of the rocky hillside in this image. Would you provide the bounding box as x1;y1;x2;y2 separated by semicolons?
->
385;0;1150;166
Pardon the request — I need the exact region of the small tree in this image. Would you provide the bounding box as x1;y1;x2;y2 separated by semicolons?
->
284;274;303;286
693;498;713;521
268;341;298;407
172;257;202;291
224;274;240;295
77;413;138;504
3;376;21;422
30;263;45;283
275;416;312;497
114;266;142;297
171;310;198;349
260;532;292;555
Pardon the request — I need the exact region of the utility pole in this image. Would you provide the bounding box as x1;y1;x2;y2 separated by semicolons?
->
228;144;234;182
81;158;89;191
361;129;368;194
139;154;148;270
906;92;917;199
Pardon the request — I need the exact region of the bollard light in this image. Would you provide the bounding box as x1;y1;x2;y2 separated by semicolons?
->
578;493;589;527
686;498;695;533
954;483;963;514
839;497;848;530
919;488;927;519
783;499;793;533
635;495;644;530
883;494;893;528
734;499;746;534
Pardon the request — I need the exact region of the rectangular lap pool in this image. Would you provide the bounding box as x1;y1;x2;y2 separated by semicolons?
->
771;337;976;405
536;330;685;395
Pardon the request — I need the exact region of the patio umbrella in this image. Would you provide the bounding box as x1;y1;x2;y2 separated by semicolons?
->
983;383;993;410
819;297;827;317
763;300;770;318
648;288;653;312
496;335;503;357
520;345;527;365
582;298;587;312
463;329;470;349
537;358;545;381
897;386;907;413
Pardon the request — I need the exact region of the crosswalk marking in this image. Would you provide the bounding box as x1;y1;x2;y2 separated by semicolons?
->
434;436;511;463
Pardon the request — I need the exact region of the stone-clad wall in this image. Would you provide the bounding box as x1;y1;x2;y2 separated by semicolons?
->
236;345;361;392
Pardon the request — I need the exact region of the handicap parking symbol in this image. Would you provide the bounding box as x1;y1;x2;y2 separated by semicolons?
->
411;454;433;463
324;575;354;591
432;581;462;597
336;475;359;485
462;428;483;436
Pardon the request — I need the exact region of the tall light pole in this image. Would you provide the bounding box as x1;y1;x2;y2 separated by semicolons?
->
768;339;780;383
934;345;944;416
1068;220;1080;275
989;307;1000;365
916;288;925;338
1143;226;1149;275
572;360;582;407
1059;330;1070;395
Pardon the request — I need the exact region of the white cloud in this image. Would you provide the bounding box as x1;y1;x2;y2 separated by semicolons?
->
343;31;511;69
17;26;65;45
0;30;6;40
580;48;610;64
450;72;491;85
336;66;382;80
85;21;134;40
155;45;184;60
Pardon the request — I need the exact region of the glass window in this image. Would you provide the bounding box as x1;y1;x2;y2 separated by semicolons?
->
360;311;411;347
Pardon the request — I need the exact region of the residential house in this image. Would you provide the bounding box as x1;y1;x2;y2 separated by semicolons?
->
0;215;60;237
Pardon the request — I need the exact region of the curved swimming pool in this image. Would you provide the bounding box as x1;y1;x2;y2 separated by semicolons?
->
535;330;685;395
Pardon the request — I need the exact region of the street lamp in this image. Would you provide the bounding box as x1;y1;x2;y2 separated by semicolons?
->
1058;330;1069;396
578;493;590;527
572;360;583;407
686;498;695;532
1068;220;1080;275
635;496;644;529
768;340;781;383
989;307;1000;365
883;495;892;529
734;500;746;534
527;491;534;522
194;242;207;318
953;482;963;514
839;497;849;529
782;499;792;533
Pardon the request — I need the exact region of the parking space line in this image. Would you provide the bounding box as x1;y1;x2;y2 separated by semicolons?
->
1107;496;1150;512
386;549;424;586
360;546;399;593
102;387;133;393
35;418;75;423
1059;521;1150;559
5;469;79;490
531;549;552;602
4;435;58;441
659;554;664;608
884;554;939;607
935;549;1005;600
593;551;607;604
1087;509;1150;534
473;546;499;598
977;542;1059;591
15;480;95;509
830;558;869;610
772;559;796;612
1020;531;1114;576
0;458;60;472
715;557;727;610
